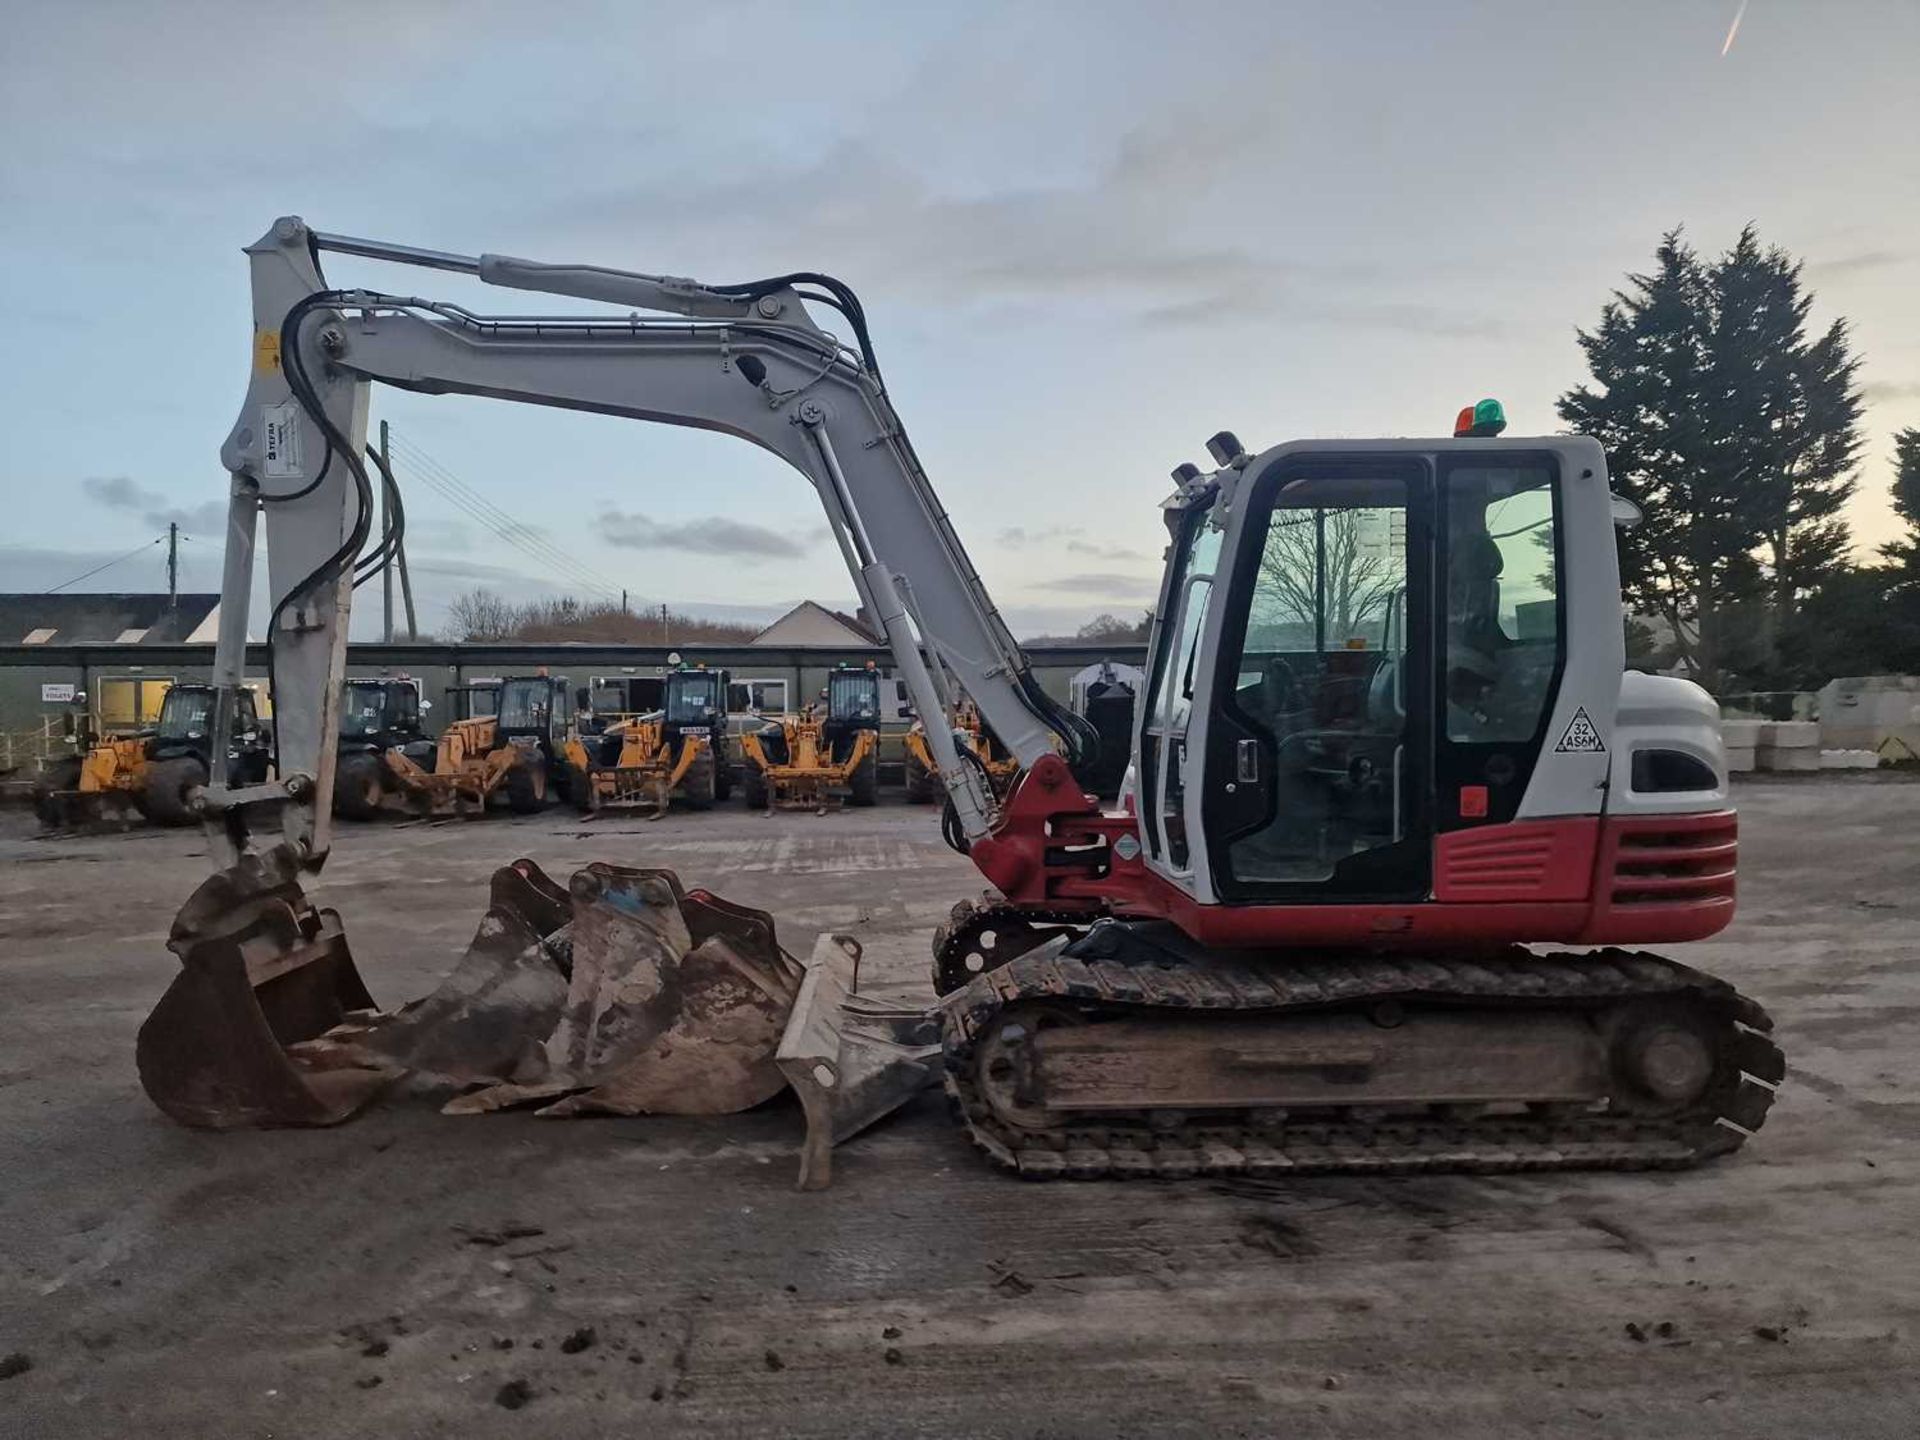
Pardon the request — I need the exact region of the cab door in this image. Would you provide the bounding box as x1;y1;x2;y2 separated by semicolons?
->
1201;455;1434;903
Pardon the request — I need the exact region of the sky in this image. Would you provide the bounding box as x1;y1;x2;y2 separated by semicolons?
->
3;0;1917;639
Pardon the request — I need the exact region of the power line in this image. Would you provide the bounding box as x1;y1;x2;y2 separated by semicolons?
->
385;431;618;594
384;430;626;601
396;446;622;601
43;535;165;594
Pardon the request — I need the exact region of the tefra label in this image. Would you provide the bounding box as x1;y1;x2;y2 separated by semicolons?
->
262;401;302;479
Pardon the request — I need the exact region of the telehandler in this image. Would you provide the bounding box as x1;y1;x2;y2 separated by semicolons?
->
563;663;732;813
741;662;882;810
903;700;1019;805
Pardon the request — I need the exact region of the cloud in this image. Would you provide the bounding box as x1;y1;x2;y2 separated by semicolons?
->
1026;570;1160;597
996;524;1080;548
1810;250;1912;278
995;524;1145;562
1863;380;1920;402
82;475;226;534
598;508;817;559
540;86;1402;335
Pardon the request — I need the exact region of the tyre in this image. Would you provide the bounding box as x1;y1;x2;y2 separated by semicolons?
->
144;756;208;827
332;753;385;820
905;750;938;804
505;756;549;814
743;763;769;810
713;742;735;802
571;763;597;813
680;747;717;810
849;749;879;807
32;757;81;827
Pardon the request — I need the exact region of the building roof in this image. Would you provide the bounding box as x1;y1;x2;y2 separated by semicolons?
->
749;600;884;647
0;593;221;646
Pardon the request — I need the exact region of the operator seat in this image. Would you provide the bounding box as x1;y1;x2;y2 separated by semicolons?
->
1446;529;1507;732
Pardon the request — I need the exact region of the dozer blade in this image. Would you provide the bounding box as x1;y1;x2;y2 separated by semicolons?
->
776;934;941;1190
448;864;802;1118
136;844;397;1129
322;859;575;1084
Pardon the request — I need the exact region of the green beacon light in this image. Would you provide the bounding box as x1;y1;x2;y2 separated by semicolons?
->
1453;397;1508;438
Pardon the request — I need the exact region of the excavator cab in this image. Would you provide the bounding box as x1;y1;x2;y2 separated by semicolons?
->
1139;435;1577;908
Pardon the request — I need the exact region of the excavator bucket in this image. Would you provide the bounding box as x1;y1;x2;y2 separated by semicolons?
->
446;864;802;1117
138;853;938;1185
136;845;396;1128
323;859;575;1084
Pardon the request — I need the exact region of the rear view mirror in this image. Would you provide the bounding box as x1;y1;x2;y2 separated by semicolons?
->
421;700;434;712
1610;493;1644;530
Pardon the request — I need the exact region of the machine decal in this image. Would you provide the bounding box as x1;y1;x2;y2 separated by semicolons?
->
262;400;302;478
253;329;281;373
1554;706;1606;753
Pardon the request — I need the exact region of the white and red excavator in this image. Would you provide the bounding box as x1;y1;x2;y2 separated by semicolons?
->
135;218;1780;1187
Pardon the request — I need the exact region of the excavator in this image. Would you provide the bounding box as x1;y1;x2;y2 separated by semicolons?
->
135;218;1780;1187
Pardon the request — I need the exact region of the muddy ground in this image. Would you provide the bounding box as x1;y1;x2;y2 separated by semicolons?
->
0;778;1915;1437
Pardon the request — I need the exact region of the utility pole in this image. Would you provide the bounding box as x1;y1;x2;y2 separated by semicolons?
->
621;588;628;613
661;602;669;645
380;420;395;643
167;522;178;612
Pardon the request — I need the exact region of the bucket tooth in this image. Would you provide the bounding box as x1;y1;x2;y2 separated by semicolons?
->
776;934;941;1190
136;844;395;1128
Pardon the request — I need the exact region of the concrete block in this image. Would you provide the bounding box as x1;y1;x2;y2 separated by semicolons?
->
1719;719;1764;749
1724;746;1756;773
1760;747;1821;772
1758;721;1820;751
1820;749;1881;770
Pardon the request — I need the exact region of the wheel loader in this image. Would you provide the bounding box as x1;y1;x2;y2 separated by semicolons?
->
741;663;883;811
135;220;1781;1195
903;701;1018;804
563;663;734;814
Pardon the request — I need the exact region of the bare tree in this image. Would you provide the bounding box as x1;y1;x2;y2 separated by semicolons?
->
1252;507;1398;646
445;588;515;642
1076;611;1152;643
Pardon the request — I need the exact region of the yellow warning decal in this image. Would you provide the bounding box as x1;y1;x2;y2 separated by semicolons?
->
253;330;281;373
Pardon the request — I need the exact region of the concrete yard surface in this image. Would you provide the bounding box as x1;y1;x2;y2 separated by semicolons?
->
1;779;1916;1437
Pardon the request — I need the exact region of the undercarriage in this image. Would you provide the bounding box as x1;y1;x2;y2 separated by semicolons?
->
942;923;1782;1180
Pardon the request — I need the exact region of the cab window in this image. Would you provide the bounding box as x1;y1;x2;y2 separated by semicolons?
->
1442;463;1561;744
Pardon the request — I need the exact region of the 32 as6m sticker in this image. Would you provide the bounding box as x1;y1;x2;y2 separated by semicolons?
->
1554;706;1606;754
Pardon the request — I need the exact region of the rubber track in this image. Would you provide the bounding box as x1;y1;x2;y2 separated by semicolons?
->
942;944;1784;1180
